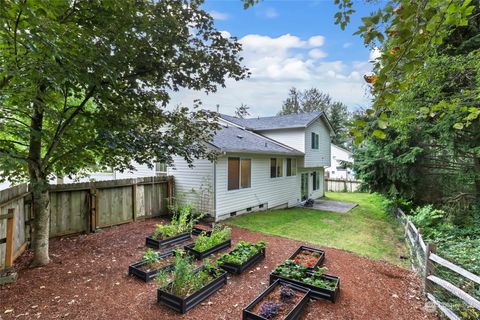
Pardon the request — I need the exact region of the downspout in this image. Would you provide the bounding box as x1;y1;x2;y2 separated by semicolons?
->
213;160;217;222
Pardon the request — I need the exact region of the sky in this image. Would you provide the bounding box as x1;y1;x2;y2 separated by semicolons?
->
169;0;381;117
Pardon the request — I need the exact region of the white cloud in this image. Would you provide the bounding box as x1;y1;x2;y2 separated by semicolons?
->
308;48;327;59
343;42;353;48
169;33;373;116
308;35;325;47
209;10;229;21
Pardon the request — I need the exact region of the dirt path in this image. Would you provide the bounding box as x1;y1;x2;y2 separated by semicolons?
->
0;219;437;320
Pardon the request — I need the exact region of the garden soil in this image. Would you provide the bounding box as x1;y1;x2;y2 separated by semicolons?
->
0;219;437;320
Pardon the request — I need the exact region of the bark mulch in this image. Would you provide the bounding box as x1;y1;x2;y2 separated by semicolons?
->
0;219;437;320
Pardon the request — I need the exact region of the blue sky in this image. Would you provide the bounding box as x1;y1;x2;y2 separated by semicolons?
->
170;0;381;116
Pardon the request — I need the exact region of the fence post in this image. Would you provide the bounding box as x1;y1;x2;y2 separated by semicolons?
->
424;242;437;294
89;187;97;232
132;182;137;221
5;208;15;268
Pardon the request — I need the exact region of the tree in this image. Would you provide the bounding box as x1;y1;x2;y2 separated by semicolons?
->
234;103;250;118
0;0;247;266
278;87;351;146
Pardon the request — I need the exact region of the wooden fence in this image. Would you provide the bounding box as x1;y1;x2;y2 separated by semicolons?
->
325;178;361;192
0;176;173;268
396;208;480;319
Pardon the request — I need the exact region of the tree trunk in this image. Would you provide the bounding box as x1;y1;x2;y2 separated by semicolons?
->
30;180;50;266
29;83;50;266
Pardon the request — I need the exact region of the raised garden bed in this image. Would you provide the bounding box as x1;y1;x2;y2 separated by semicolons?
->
288;245;325;269
243;279;310;320
184;239;231;259
217;241;266;275
270;260;340;302
269;271;340;302
146;231;191;249
128;251;175;282
192;224;213;236
157;267;228;313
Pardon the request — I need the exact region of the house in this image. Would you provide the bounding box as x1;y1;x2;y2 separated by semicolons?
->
325;144;355;180
167;112;334;221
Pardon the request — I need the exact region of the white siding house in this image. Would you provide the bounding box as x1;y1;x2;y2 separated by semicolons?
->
325;144;355;180
168;112;334;221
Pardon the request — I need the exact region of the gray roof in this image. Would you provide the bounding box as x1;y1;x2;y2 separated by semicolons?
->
209;123;303;156
220;112;331;131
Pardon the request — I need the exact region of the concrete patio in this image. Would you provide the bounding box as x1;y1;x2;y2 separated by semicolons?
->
310;199;358;213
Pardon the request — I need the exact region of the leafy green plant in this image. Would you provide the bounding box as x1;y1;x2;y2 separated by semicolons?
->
155;250;222;298
143;248;160;265
216;241;265;266
272;260;337;291
411;205;446;229
153;204;203;240
192;225;231;252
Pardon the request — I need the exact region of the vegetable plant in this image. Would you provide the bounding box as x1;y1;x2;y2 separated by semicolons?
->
143;248;161;265
155;250;222;298
272;260;337;291
258;301;281;319
216;241;265;266
280;286;296;303
153;204;203;240
192;225;231;252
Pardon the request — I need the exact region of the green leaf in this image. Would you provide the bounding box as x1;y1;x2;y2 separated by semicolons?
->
372;130;386;139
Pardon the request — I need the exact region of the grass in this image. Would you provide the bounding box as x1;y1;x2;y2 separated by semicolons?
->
226;192;409;267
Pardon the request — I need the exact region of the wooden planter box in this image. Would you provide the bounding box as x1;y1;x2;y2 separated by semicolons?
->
184;239;231;260
219;248;266;275
157;268;228;313
146;231;191;249
288;246;325;270
269;272;340;302
128;251;175;282
242;279;310;320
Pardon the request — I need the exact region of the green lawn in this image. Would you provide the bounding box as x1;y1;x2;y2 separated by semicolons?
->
226;192;408;267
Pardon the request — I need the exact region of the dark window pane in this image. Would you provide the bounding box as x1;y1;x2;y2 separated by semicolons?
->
277;158;283;177
315;134;319;149
241;159;251;188
228;158;240;190
311;132;315;149
286;158;292;176
270;158;276;178
312;171;317;190
292;159;297;176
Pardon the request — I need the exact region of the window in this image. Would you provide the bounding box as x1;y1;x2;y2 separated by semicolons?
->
286;158;297;176
155;162;167;174
241;159;251;188
311;132;319;149
270;158;283;178
312;171;321;191
228;157;251;190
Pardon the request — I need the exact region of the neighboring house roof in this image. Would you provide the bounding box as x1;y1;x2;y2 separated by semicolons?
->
220;112;335;133
208;123;303;156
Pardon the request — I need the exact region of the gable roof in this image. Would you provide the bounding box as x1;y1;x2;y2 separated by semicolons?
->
220;112;334;133
208;123;303;156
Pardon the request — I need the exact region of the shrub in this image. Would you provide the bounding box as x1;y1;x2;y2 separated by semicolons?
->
410;204;446;229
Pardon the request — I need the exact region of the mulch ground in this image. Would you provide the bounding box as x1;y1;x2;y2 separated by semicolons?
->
0;218;437;320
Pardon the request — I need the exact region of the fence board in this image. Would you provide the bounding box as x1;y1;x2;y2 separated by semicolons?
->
427;275;480;312
0;176;172;266
426;293;461;320
430;253;480;285
325;179;361;192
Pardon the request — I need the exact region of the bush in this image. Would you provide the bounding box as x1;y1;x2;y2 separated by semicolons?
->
410;205;446;229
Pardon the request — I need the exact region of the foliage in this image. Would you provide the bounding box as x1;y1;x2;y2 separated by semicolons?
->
153;204;200;240
410;205;446;230
278;87;352;146
142;248;160;265
234;103;251;119
258;301;281;319
155;250;222;298
272;260;337;291
216;240;265;266
0;0;247;265
192;225;231;252
280;286;296;303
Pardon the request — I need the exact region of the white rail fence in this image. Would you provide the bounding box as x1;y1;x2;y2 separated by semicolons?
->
325;179;361;192
395;208;480;319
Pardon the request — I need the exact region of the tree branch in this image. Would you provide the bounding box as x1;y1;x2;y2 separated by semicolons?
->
42;85;96;168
